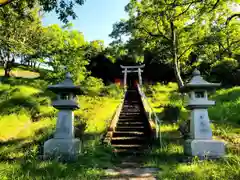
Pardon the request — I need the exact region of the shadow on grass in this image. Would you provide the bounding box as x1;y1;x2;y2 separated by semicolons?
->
155;105;180;123
0;76;49;89
0;85;55;121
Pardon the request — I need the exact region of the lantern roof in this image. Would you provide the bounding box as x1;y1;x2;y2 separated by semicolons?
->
47;72;81;94
180;69;220;92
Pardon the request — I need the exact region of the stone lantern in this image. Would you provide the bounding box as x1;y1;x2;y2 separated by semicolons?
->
180;69;225;157
44;72;81;160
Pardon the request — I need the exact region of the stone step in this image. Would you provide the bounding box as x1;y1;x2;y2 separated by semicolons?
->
113;149;146;155
121;110;142;113
118;118;145;122
109;88;152;156
111;144;143;148
113;131;146;137
122;108;141;111
115;126;146;132
117;122;145;126
111;144;149;153
123;102;140;105
119;114;142;118
111;137;148;144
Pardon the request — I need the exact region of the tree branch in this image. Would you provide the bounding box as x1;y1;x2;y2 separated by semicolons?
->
226;13;240;25
135;14;171;41
163;0;202;6
174;2;194;18
230;40;240;46
177;45;193;61
141;25;171;42
152;15;171;41
208;0;221;12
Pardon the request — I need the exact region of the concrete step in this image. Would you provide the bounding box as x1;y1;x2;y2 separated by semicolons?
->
117;122;145;126
119;114;142;118
111;137;148;144
113;148;150;155
113;131;146;137
118;118;145;122
115;126;146;132
111;144;148;153
111;144;143;149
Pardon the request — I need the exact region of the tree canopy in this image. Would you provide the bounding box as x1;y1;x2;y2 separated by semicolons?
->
0;0;85;23
110;0;240;87
0;0;240;87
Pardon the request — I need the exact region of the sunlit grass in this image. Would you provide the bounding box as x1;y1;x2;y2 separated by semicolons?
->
0;113;30;141
0;75;122;179
76;96;120;133
144;83;240;179
160;123;178;132
0;67;39;78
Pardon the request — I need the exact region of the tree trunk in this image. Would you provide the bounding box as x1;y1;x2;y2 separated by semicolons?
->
4;61;10;77
33;61;37;69
171;21;184;88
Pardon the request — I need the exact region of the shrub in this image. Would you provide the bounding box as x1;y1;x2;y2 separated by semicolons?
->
210;58;239;85
101;84;123;98
80;76;104;96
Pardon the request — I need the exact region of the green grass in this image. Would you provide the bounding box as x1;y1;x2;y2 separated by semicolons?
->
143;83;240;179
0;76;121;179
1;69;240;179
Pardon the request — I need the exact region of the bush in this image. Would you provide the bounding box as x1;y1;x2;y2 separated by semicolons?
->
101;84;123;98
210;58;239;85
80;76;104;96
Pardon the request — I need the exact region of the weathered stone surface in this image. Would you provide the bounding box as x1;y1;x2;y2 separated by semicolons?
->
190;109;212;140
184;139;225;157
183;69;225;158
54;110;74;139
44;138;81;160
44;72;81;161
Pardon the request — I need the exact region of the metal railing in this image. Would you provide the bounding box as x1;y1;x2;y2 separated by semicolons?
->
136;84;162;147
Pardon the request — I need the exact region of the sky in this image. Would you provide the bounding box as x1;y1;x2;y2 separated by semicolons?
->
42;0;130;46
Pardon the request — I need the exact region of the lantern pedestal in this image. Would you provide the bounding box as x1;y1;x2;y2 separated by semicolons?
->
44;138;81;161
184;140;225;157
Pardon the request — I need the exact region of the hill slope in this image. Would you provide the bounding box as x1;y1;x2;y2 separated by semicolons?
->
0;77;121;179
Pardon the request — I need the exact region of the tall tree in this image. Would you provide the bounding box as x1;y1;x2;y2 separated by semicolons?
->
0;3;41;76
0;0;85;23
110;0;239;88
43;24;89;83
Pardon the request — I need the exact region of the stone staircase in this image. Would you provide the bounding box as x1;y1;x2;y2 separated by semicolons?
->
111;87;152;154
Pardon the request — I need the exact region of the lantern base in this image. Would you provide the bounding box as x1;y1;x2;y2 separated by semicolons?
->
44;138;81;161
184;139;225;158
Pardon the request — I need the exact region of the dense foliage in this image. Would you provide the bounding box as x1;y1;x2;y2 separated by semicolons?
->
110;0;240;87
0;0;85;23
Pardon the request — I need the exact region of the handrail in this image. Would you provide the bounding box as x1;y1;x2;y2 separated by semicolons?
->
136;84;162;148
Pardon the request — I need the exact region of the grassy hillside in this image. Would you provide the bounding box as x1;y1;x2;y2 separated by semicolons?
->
0;68;239;179
0;76;121;179
143;83;240;179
